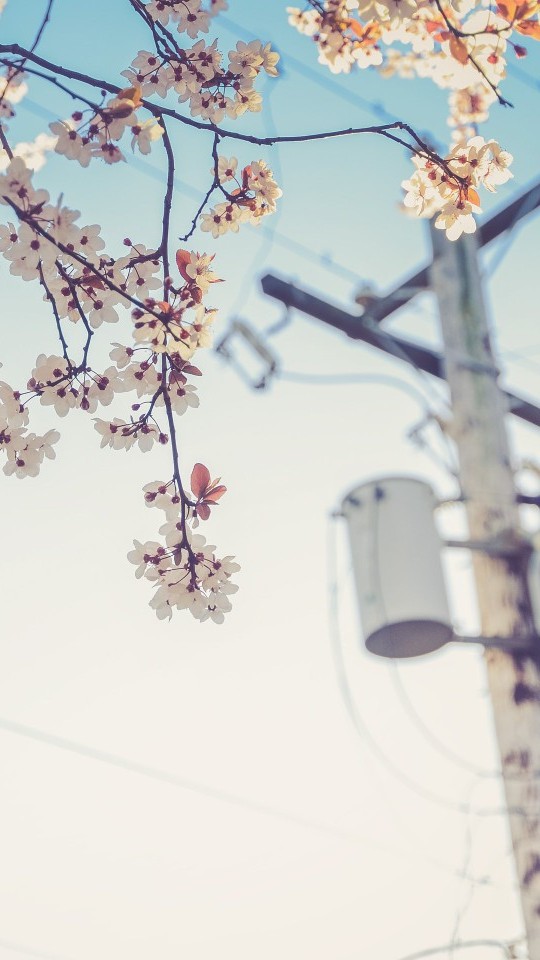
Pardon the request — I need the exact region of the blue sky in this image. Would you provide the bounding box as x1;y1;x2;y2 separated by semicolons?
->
0;2;539;959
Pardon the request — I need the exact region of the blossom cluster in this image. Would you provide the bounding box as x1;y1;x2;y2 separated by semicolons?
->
128;464;238;623
401;135;513;239
287;0;536;100
50;87;165;167
0;0;283;622
0;66;27;121
0;376;59;479
121;33;279;125
201;157;283;236
0;150;238;620
288;0;536;234
0;0;527;624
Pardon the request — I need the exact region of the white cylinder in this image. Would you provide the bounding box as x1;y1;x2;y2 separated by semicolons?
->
527;539;540;634
341;476;453;658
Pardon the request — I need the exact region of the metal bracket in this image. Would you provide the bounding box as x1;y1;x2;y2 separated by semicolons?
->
215;319;278;390
444;530;532;558
452;633;537;652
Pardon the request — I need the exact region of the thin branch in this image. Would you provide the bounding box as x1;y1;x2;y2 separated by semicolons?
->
0;44;449;157
30;0;55;53
55;264;94;369
127;0;183;61
0;57;107;114
0;0;55;110
159;116;175;287
0;125;13;158
38;263;73;372
178;132;221;243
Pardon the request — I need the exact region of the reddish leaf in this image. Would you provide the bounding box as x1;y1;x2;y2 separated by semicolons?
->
496;0;516;19
449;35;470;64
118;85;142;107
348;17;366;38
175;249;191;282
196;502;211;521
425;18;445;32
191;462;211;498
516;17;540;36
467;187;481;207
204;484;227;503
183;364;202;376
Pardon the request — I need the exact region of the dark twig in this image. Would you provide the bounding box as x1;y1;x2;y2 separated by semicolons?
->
30;0;55;54
0;45;453;161
178;132;221;243
159;117;175;289
38;263;73;372
0;125;13;158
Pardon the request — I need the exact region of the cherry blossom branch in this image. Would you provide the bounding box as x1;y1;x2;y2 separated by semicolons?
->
155;107;196;571
431;0;513;106
0;44;462;192
2;196;167;322
0;44;451;158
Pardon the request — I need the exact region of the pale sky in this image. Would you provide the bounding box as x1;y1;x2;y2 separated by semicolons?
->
0;1;539;959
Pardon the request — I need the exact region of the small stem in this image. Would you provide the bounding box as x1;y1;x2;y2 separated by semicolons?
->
0;125;13;158
38;264;73;372
159;117;175;289
178;132;221;243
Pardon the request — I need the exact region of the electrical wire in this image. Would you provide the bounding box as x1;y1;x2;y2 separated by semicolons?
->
389;662;500;779
508;61;540;92
0;938;74;960
359;313;452;413
485;185;540;277
0;713;498;882
218;14;400;125
278;368;432;412
393;938;519;960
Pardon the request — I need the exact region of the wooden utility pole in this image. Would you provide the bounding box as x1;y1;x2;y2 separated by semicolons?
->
262;187;540;956
429;223;540;960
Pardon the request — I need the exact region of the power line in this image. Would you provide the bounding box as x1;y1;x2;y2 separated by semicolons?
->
485;186;540;277
389;662;500;780
278;367;432;411
508;61;540;92
0;713;491;882
0;713;512;888
0;937;74;960
393;939;519;960
218;15;400;125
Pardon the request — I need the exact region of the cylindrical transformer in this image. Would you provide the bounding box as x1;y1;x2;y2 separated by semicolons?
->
527;537;540;634
341;476;453;659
